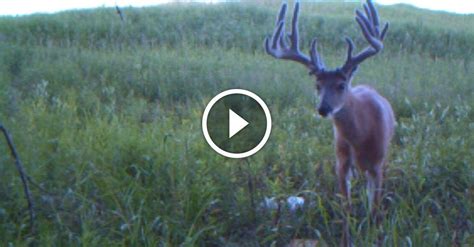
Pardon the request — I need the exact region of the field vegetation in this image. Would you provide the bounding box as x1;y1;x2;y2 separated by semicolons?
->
0;1;472;246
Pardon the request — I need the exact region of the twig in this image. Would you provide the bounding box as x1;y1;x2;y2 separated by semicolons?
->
244;158;256;225
0;124;35;232
116;5;125;22
272;200;282;227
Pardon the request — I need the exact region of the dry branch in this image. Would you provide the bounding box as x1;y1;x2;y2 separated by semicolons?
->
116;5;125;22
0;124;35;232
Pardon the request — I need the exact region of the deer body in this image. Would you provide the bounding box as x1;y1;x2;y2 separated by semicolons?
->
264;1;394;245
331;85;394;211
332;85;394;167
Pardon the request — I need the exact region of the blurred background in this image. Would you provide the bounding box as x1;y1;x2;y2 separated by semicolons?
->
1;0;474;15
0;0;472;246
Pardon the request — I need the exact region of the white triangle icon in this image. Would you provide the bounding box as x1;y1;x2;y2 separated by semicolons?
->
229;109;249;138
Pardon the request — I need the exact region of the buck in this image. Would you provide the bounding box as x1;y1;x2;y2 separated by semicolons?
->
264;0;394;245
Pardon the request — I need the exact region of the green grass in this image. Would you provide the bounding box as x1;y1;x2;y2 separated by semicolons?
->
0;2;473;246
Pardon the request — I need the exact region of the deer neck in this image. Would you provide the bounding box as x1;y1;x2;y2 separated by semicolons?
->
332;93;359;143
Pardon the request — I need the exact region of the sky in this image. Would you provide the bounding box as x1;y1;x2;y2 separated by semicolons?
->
0;0;472;16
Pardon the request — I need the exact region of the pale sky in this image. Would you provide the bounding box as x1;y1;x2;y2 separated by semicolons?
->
0;0;472;16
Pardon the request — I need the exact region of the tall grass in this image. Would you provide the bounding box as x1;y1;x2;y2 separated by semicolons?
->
0;2;472;246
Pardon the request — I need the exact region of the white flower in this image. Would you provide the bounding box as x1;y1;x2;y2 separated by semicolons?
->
287;196;305;212
262;197;279;210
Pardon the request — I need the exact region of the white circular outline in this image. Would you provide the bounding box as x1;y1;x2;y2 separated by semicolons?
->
202;89;272;159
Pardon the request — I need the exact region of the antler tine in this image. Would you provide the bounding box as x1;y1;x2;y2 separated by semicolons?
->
264;1;324;72
275;2;288;49
290;1;300;50
310;38;325;74
356;12;382;51
342;0;388;74
356;10;376;43
277;2;287;26
270;21;285;50
344;37;355;62
367;0;379;27
265;3;285;54
363;4;372;27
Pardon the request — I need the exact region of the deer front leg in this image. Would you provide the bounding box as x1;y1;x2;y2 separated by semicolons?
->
336;140;353;212
336;140;353;247
366;165;385;247
366;166;383;224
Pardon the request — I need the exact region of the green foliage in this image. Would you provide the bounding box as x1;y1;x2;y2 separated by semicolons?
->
0;2;472;246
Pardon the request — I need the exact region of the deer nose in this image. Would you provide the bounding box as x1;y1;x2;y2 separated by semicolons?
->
318;103;332;117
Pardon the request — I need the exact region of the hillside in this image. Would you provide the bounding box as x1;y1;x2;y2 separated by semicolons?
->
0;2;472;246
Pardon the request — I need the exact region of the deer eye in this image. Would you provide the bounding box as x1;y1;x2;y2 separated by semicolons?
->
337;84;346;91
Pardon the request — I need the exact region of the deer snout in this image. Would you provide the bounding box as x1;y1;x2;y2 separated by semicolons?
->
318;102;332;117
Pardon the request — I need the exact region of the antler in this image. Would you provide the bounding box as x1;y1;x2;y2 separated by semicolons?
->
264;1;325;74
342;0;389;74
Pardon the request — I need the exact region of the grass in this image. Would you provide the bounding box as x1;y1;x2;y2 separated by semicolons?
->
0;1;473;246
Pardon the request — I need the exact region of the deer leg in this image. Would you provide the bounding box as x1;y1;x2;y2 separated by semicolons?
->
366;166;383;224
336;140;353;212
339;162;354;247
336;141;353;247
366;171;375;214
338;162;352;212
368;164;386;247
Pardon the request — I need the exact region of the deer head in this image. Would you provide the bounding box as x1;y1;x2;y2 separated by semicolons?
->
265;0;389;117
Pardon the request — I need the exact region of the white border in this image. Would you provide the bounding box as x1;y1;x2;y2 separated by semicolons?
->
202;89;272;159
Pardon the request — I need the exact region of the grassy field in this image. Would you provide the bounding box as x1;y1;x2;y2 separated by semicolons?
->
0;1;473;246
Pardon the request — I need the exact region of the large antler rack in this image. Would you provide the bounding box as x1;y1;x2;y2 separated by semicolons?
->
341;0;389;75
264;1;325;75
264;0;389;77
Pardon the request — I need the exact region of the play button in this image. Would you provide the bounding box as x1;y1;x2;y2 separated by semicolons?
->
229;109;249;138
202;89;272;159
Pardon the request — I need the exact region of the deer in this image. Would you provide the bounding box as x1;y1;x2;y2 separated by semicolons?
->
264;0;394;246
